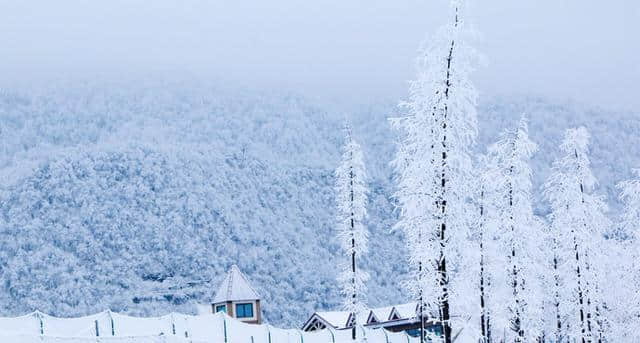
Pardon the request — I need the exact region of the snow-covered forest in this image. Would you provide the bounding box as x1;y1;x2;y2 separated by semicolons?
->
1;0;639;342
1;79;639;337
385;2;639;342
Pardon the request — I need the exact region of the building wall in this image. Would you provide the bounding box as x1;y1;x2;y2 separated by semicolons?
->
230;299;260;324
212;300;261;324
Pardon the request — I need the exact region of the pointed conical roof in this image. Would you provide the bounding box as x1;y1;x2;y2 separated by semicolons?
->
212;265;260;303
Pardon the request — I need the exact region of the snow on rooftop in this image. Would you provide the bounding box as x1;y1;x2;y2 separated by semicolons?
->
370;306;394;322
313;302;418;329
213;265;260;303
314;311;351;328
393;303;418;319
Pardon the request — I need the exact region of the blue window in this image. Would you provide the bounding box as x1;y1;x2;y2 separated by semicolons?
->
406;329;420;337
235;303;254;318
427;324;442;336
215;305;227;313
406;326;441;338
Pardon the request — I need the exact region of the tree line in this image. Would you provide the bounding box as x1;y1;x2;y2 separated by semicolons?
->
332;0;639;342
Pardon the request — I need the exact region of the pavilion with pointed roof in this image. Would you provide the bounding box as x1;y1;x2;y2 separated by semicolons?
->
211;265;262;324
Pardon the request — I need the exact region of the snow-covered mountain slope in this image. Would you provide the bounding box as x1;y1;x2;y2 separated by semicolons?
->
0;81;638;327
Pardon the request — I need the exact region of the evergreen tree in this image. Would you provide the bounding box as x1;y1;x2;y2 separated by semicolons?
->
550;230;566;343
473;167;494;343
334;125;369;340
477;185;491;343
484;116;543;341
617;170;640;341
391;0;479;341
618;169;640;236
543;127;611;342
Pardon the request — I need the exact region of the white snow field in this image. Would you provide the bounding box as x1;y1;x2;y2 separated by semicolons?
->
0;311;421;343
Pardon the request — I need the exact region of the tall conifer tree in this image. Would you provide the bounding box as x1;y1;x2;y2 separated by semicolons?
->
391;0;479;341
335;125;369;340
543;127;610;343
617;170;640;341
484;116;543;341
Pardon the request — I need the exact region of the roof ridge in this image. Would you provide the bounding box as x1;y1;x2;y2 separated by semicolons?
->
225;266;235;300
212;265;259;303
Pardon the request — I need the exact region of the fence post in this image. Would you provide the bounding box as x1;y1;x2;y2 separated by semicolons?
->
327;328;335;343
382;328;389;343
224;315;228;343
107;310;115;336
297;329;304;343
267;324;272;343
184;314;190;338
35;311;44;336
95;319;100;337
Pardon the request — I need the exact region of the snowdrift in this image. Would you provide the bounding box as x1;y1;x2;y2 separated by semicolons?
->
0;311;421;343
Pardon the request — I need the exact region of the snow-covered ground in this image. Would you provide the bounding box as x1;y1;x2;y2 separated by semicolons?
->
0;311;420;343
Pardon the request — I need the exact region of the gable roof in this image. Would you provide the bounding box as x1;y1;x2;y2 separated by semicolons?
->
393;303;418;319
300;313;333;331
366;311;379;324
302;302;419;330
388;307;401;321
313;311;350;328
212;265;260;303
370;306;394;322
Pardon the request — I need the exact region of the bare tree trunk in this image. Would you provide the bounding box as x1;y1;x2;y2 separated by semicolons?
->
553;239;563;343
594;300;604;343
418;259;425;343
584;255;594;342
479;189;491;343
420;300;425;343
349;151;357;341
506;162;525;342
572;232;588;343
574;149;593;343
435;8;461;343
584;251;605;343
351;243;356;340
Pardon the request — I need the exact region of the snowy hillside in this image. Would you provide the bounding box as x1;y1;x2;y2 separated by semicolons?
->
0;80;638;327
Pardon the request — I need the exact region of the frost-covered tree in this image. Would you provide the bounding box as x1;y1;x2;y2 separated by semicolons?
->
473;173;494;343
618;170;640;237
484;116;544;341
543;127;611;342
391;0;479;341
2;75;640;331
334;125;369;340
477;187;490;342
616;170;640;341
549;230;566;343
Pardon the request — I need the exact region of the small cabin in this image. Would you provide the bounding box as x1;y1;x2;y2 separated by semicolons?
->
211;265;262;324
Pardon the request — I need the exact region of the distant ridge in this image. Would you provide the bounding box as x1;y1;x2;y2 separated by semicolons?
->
0;82;638;327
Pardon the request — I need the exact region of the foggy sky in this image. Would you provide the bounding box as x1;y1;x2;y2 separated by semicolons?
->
1;0;638;110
